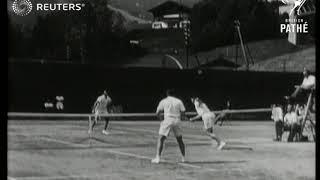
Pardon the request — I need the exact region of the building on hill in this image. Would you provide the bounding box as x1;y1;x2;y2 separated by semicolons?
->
148;0;191;29
198;56;240;70
126;1;192;55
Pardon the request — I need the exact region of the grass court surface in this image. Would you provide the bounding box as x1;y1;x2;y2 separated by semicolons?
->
8;120;315;180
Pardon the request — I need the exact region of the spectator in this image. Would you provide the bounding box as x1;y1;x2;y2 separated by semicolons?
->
44;98;54;112
296;104;305;123
56;96;64;111
271;104;284;141
284;104;300;142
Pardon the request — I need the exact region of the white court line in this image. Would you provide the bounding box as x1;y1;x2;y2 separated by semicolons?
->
103;148;242;172
9;169;195;180
39;136;119;147
13;135;239;172
8;174;113;180
9;132;243;180
8;132;118;148
117;126;254;149
9;147;223;180
114;126;208;141
105;149;212;171
38;137;88;147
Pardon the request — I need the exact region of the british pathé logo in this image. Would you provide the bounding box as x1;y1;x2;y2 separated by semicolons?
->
280;0;309;33
280;18;308;33
12;0;33;16
281;0;307;16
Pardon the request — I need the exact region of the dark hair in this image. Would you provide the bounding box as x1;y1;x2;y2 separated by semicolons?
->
166;89;175;96
303;68;310;75
196;97;204;105
286;103;293;111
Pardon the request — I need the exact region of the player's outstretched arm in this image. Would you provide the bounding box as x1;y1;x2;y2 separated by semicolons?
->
108;97;112;105
214;113;225;123
92;101;99;113
181;111;188;121
156;100;164;120
156;110;164;120
189;114;201;122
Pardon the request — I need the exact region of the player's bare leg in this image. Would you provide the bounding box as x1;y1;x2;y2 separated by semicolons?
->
88;114;98;134
152;136;166;163
102;117;110;135
88;116;92;134
88;115;96;134
206;128;225;150
214;113;224;125
176;136;186;162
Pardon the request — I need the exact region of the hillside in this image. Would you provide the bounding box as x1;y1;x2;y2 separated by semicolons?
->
109;0;197;20
108;5;151;26
125;38;316;72
191;39;313;65
238;47;315;72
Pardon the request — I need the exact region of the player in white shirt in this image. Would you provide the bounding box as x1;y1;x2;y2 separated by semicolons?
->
285;67;315;100
88;90;112;135
189;97;226;150
151;89;186;164
283;104;300;142
271;104;284;141
55;96;64;111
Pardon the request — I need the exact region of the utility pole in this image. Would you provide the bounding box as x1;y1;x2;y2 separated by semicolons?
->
79;24;84;64
179;0;182;22
80;24;86;64
183;20;191;68
234;20;249;70
66;44;71;62
283;58;286;72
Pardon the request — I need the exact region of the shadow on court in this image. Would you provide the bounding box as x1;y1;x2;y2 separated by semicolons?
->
187;160;247;164
222;145;254;151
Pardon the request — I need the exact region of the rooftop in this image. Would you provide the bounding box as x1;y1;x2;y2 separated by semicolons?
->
148;1;191;17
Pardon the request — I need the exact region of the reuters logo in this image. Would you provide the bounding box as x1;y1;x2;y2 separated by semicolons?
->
12;0;33;16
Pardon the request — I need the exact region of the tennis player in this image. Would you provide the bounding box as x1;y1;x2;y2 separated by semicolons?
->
88;90;112;135
189;97;226;150
151;89;186;164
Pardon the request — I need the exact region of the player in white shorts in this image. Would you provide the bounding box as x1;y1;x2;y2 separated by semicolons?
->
89;90;112;135
189;97;226;150
151;89;186;164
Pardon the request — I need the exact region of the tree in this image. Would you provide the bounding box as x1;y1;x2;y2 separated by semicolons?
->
190;0;280;52
29;0;131;63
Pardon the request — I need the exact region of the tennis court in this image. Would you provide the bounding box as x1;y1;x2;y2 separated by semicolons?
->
8;118;315;180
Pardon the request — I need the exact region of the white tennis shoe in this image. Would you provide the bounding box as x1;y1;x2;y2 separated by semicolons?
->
217;141;226;150
102;130;110;135
180;156;186;163
151;157;160;164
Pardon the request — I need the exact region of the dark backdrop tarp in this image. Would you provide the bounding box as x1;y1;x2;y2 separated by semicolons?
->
8;62;301;113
